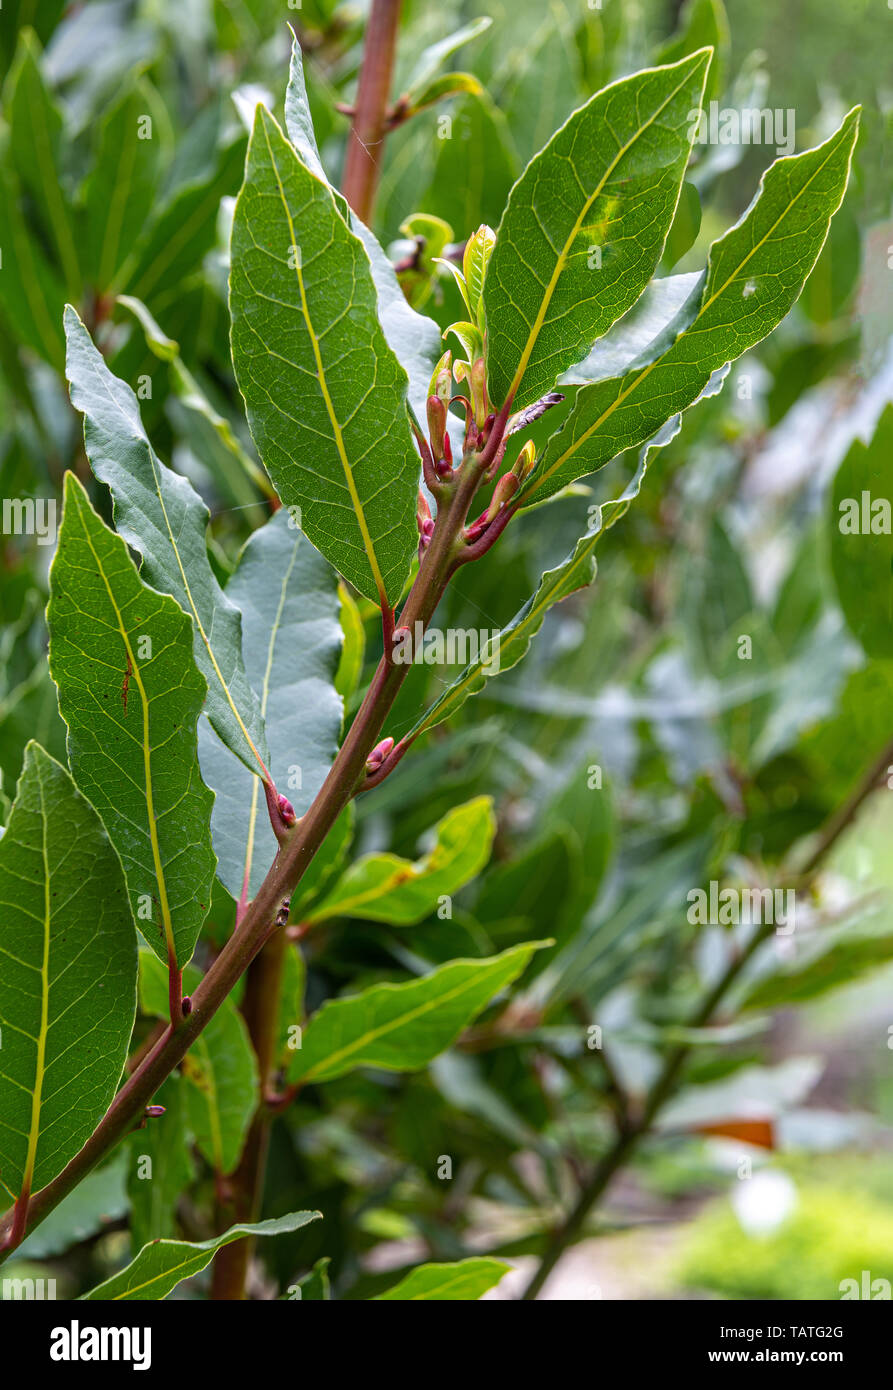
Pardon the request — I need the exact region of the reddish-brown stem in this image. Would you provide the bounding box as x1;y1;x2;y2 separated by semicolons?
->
341;0;402;223
0;438;505;1262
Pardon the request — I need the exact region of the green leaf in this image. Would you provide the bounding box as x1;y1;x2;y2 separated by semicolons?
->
560;272;702;385
117;295;272;505
740;904;893;1012
182;1008;258;1176
0;159;66;367
421;90;518;239
404;17;493;99
64;307;269;778
230;107;419;606
404;72;483;116
498;0;580;168
80;1212;321;1301
284;36;444;429
304;796;496;925
120;136;246;304
829;404;893;659
293;1255;331;1300
82;77;165;293
335;582;365;700
197;509;342;903
657;0;730;105
0;743;137;1204
48;473;216;969
128;1075;194;1247
522;110;860;506
287;941;544;1085
483;51;711;413
140;955;258;1174
374;1257;510;1300
276;942;306;1073
5;31;81;297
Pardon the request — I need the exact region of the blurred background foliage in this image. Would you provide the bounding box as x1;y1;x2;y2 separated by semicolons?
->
2;0;892;1299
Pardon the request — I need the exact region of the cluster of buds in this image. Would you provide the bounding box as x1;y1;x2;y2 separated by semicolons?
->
466;440;537;543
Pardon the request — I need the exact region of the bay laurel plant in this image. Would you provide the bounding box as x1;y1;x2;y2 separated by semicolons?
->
0;31;859;1301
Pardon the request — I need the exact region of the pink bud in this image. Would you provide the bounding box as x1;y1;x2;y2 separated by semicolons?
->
366;736;395;773
426;395;446;460
277;794;297;826
145;1105;166;1118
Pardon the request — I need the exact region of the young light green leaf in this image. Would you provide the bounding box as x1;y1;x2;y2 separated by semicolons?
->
284;36;445;430
82;77;165;293
375;1257;510;1301
197;510;342;904
403;72;483;117
335;582;365;700
5;31;81;297
0;744;137;1204
140;954;258;1174
404;16;493;99
48;474;215;970
483;50;712;413
522;109;860;506
829;404;893;660
182;1007;258;1176
287;942;544;1085
304;796;496;925
64;307;269;778
80;1212;321;1301
230;107;419;607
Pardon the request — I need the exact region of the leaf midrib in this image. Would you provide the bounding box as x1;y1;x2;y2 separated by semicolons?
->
299;959;516;1082
85;348;269;783
524;122;851;501
504;58;704;406
19;759;52;1205
239;534;301;899
259;115;390;608
72;485;177;965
